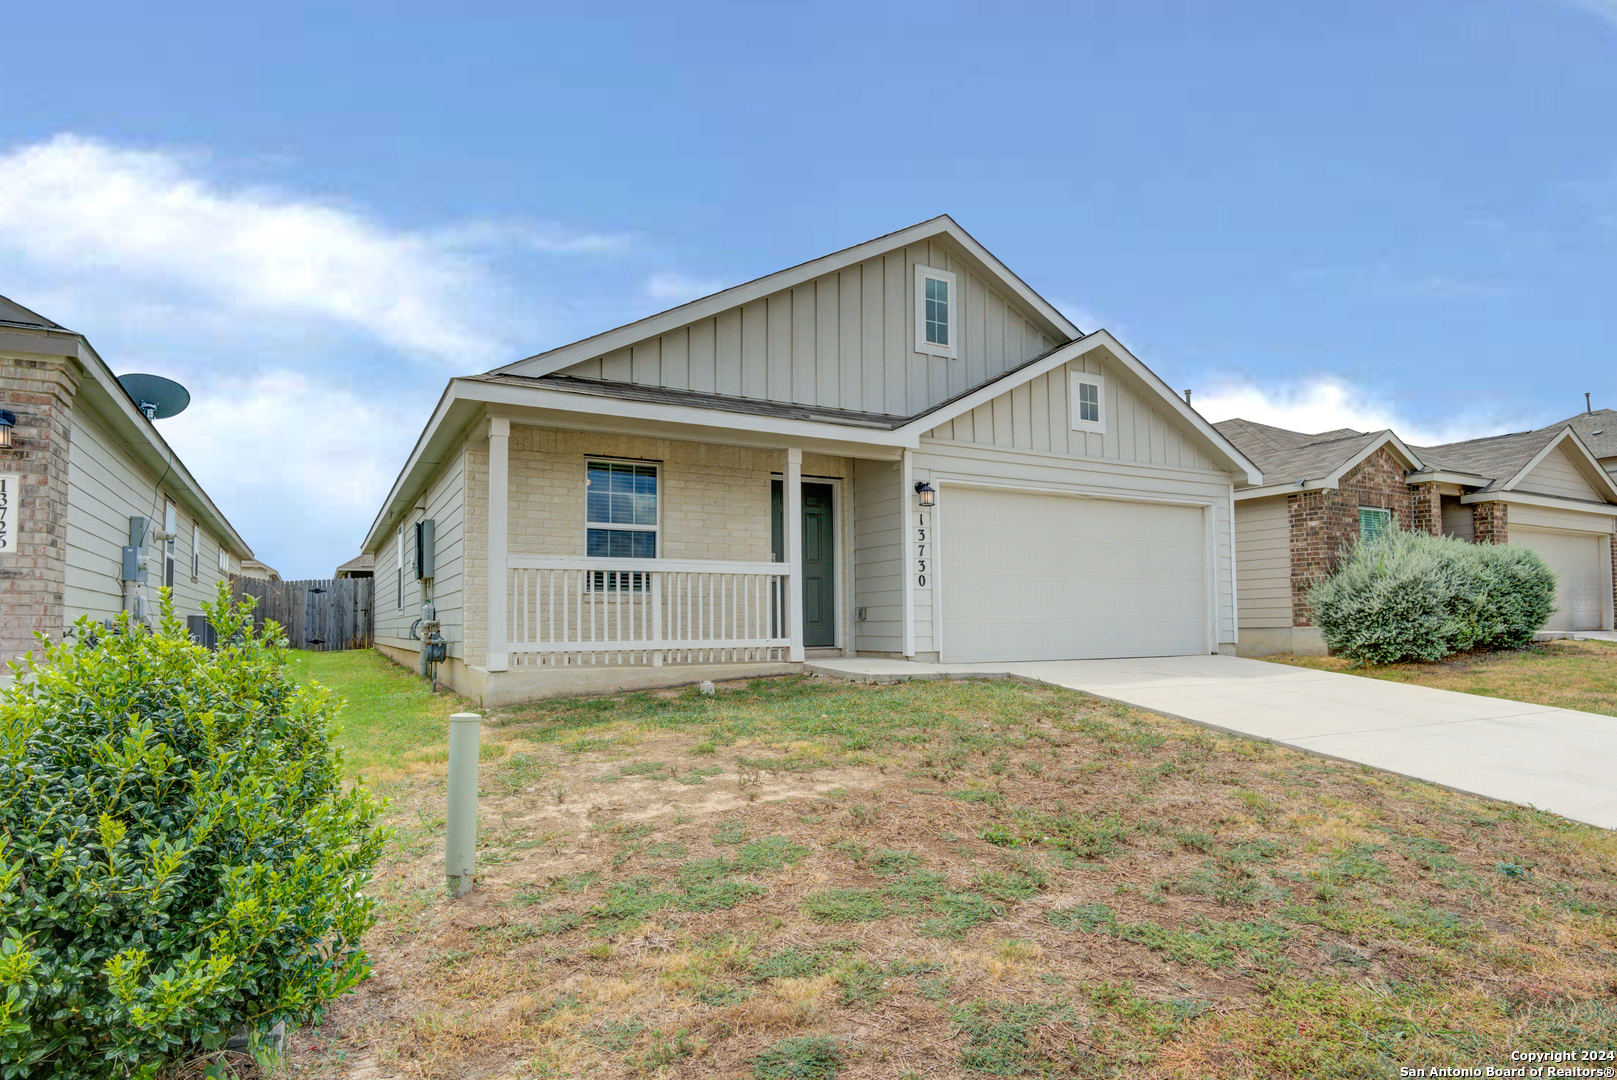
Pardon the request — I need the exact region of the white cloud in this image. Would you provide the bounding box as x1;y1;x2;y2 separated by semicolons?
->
158;369;421;578
1559;0;1617;28
1192;376;1532;446
0;134;585;366
644;270;724;301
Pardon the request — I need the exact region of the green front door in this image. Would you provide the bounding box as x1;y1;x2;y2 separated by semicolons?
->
771;480;836;648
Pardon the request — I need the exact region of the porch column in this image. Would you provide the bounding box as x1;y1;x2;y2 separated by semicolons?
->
785;447;804;662
487;416;510;672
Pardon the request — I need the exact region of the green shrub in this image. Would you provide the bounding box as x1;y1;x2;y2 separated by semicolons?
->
1308;530;1555;664
0;587;387;1078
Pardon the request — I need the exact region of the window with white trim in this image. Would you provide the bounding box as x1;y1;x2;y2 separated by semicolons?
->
1358;507;1393;542
915;265;958;358
1069;371;1106;433
163;499;177;589
218;547;229;574
192;524;201;580
396;527;404;609
586;459;658;590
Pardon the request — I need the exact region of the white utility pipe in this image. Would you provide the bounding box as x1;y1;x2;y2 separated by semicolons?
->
446;712;482;897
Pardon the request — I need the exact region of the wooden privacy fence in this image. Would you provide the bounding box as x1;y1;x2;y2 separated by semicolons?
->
228;576;373;651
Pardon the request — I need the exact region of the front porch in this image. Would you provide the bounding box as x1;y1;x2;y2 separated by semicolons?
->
450;414;906;704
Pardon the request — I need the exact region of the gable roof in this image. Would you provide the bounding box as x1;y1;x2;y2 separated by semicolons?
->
1546;408;1617;461
1414;426;1617;502
490;215;1082;380
364;327;1263;551
1213;420;1423;492
0;293;255;559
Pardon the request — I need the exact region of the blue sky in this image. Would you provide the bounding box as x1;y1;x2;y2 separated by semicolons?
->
1;1;1614;577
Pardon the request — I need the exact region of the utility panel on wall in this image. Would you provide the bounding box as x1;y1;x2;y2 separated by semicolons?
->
414;519;435;580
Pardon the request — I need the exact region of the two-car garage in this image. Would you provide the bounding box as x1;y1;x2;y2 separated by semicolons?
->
938;485;1211;663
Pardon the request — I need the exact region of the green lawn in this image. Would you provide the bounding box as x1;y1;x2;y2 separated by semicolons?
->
284;652;1617;1079
286;648;473;778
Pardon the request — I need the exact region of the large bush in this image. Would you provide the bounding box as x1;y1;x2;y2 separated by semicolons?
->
1308;530;1556;665
0;588;387;1078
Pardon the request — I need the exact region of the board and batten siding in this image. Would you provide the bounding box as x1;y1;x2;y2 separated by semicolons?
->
64;403;234;625
1518;444;1604;502
910;439;1239;654
851;458;903;654
925;352;1221;471
555;237;1059;418
1234;496;1291;629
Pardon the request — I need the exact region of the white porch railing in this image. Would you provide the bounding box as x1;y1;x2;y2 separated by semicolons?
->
506;557;790;667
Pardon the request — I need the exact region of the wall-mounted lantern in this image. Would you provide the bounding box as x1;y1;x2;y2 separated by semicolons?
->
914;480;936;508
0;410;14;450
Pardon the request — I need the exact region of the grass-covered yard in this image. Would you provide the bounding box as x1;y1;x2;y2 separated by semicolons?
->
286;649;1617;1079
1267;639;1617;718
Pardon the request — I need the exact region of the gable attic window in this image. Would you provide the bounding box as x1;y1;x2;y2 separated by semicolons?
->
915;265;958;359
586;459;658;591
1359;507;1393;542
1069;371;1106;433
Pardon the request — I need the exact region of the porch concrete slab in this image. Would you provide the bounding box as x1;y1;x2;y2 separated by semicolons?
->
805;654;1617;829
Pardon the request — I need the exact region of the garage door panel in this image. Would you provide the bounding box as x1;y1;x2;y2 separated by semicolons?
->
942;487;1207;662
1513;526;1609;632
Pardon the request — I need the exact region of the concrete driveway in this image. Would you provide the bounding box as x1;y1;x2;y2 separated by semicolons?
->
806;654;1617;830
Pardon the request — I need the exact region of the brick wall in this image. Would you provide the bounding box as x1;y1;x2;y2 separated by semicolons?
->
460;422;849;666
1473;501;1508;544
1409;481;1443;536
1288;447;1415;626
0;352;81;670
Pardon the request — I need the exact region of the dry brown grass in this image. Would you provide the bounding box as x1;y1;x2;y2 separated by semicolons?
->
1269;638;1617;717
273;663;1617;1079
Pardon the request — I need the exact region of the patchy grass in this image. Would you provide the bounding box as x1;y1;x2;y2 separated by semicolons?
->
282;662;1617;1079
1269;638;1617;716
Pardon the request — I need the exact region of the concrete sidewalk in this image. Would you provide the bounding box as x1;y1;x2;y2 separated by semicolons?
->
805;654;1617;830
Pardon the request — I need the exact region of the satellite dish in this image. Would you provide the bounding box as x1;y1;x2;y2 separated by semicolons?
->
117;374;190;420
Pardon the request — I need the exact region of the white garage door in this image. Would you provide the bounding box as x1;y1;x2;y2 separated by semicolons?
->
1513;526;1610;632
941;486;1208;663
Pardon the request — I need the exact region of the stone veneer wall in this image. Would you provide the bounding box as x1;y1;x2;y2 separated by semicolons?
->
1287;447;1416;627
0;352;81;670
1473;501;1508;545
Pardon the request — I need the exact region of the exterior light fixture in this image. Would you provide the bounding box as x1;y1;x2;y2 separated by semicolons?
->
914;480;936;508
0;410;14;450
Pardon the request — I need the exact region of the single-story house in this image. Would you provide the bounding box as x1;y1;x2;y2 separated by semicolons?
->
236;559;282;582
1217;417;1617;656
361;216;1261;703
1547;408;1617;483
0;294;257;675
334;553;374;579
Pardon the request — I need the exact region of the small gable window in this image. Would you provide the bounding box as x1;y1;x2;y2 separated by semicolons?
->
1359;507;1393;542
915;265;958;359
1069;371;1106;433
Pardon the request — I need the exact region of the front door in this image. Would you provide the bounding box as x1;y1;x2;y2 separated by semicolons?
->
772;481;836;648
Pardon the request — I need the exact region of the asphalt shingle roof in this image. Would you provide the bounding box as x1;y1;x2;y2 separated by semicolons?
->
1212;419;1387;486
1544;409;1617;462
1409;428;1563;492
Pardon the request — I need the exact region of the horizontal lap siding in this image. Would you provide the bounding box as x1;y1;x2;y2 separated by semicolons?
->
1235;497;1291;629
852;458;902;653
65;406;232;626
556;238;1057;417
425;450;467;659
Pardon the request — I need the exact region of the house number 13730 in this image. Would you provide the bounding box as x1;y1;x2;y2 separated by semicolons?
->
916;513;927;587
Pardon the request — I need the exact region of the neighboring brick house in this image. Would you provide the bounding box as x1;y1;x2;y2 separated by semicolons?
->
0;294;258;677
1217;418;1617;656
